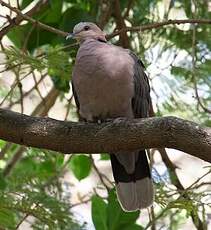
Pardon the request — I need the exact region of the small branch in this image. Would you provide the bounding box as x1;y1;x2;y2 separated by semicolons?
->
0;109;210;162
191;24;211;114
1;1;210;41
191;23;211;115
90;155;112;191
3;146;25;176
107;19;211;39
98;0;112;29
123;0;134;19
64;95;73;121
8;73;47;108
113;0;130;48
0;69;34;107
193;78;211;114
0;0;49;40
0;0;67;38
32;71;44;101
0;142;12;159
159;148;205;230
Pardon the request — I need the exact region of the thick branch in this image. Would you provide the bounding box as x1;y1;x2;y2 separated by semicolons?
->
0;108;210;162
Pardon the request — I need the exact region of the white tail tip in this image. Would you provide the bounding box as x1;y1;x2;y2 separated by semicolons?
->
116;177;154;212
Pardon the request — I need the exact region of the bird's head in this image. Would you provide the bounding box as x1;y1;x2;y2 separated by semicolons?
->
66;22;106;43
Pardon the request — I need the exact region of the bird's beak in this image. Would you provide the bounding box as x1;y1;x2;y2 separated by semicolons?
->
66;33;75;40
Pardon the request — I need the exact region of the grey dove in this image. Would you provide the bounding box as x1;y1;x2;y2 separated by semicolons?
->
67;22;153;211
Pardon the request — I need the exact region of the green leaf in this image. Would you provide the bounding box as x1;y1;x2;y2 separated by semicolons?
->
7;24;31;48
7;23;60;51
123;224;144;230
0;173;7;190
91;195;108;230
69;155;92;180
42;0;63;23
47;45;72;92
0;140;6;150
107;189;140;230
0;208;16;229
60;7;93;32
21;0;34;9
55;154;64;168
3;46;45;71
100;153;110;161
183;1;192;17
38;160;55;177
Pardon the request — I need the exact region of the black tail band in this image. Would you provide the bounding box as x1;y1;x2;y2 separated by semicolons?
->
110;150;151;183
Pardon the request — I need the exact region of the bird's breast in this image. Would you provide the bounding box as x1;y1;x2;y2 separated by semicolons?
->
73;43;135;121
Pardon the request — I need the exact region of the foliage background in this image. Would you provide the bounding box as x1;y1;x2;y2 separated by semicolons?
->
0;0;210;229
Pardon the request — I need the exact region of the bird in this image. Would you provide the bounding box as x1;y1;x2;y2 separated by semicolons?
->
67;22;153;212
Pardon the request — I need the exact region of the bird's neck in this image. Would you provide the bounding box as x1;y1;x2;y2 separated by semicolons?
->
79;35;107;45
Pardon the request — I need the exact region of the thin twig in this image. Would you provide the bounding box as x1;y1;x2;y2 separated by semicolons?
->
159;148;206;230
0;69;34;106
0;142;12;159
107;19;211;39
0;0;49;40
113;0;130;48
32;71;44;101
0;0;67;38
8;73;47;108
191;25;211;114
89;155;111;191
64;95;73;121
123;0;134;19
1;1;210;41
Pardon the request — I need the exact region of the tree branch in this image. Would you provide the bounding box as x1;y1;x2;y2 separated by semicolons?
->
107;19;211;39
0;0;49;40
0;0;210;40
113;0;130;48
0;108;210;162
0;0;67;38
159;148;205;230
2;88;59;176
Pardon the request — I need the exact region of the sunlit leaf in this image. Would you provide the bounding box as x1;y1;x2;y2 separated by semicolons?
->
91;195;108;230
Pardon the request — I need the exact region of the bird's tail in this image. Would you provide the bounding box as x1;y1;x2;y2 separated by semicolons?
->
110;150;153;212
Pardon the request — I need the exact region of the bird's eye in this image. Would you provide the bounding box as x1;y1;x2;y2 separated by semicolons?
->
84;26;90;31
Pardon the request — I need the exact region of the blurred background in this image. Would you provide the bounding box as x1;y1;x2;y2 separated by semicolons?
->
0;0;211;229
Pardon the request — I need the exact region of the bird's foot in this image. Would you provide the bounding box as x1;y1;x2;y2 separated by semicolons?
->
102;117;129;124
112;117;129;124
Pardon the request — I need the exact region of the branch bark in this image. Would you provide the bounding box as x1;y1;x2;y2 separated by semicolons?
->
2;88;59;176
0;108;210;162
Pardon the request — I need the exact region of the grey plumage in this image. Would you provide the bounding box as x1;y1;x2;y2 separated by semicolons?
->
69;22;153;211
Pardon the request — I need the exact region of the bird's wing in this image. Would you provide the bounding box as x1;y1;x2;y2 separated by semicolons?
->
129;51;151;118
72;82;80;109
110;51;153;211
71;81;82;120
